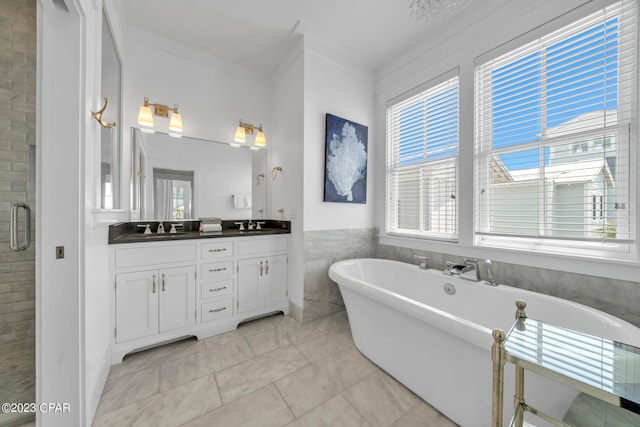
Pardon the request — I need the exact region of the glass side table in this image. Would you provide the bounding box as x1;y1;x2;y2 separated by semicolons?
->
491;300;640;427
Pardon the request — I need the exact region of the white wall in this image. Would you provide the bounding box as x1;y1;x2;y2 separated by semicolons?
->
121;38;273;217
270;40;305;309
85;2;130;423
38;0;118;424
303;37;376;231
374;0;640;282
123;39;272;142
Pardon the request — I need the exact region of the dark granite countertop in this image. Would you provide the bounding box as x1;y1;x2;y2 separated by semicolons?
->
109;220;291;244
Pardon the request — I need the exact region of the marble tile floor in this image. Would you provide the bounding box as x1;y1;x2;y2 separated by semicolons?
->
92;312;458;427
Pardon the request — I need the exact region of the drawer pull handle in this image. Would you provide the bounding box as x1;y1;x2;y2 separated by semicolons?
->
209;307;226;313
208;248;227;252
209;286;227;292
209;268;227;272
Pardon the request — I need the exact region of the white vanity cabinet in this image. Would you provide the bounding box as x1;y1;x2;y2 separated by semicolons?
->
115;265;196;343
110;234;289;364
237;237;288;315
199;239;235;324
237;255;288;314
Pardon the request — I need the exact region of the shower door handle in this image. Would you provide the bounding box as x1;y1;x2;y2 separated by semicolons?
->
10;202;31;252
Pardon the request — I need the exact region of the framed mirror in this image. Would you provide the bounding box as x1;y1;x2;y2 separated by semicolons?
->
131;128;267;221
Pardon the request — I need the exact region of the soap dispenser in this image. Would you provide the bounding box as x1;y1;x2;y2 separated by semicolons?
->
157;222;165;234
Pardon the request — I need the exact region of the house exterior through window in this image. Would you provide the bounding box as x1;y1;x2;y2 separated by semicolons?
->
386;72;459;240
474;0;637;259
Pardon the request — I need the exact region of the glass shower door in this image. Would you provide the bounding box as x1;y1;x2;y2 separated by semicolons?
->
0;0;37;425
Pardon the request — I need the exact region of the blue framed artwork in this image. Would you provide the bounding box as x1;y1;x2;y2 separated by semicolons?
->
324;113;368;203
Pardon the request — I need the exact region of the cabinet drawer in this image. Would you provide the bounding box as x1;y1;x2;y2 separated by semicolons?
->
201;261;234;281
115;244;196;269
237;237;288;256
201;241;234;260
201;279;233;299
201;298;233;323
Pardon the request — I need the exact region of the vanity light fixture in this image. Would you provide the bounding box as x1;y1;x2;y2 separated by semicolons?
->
137;97;183;133
234;119;266;147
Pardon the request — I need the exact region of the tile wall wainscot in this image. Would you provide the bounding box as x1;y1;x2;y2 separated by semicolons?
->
303;228;378;323
377;244;640;329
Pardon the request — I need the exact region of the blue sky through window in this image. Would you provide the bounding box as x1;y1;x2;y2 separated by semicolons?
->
398;85;458;166
491;18;619;170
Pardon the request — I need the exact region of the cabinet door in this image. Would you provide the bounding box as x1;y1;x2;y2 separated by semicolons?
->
237;258;263;314
159;265;196;333
264;255;288;307
115;270;159;343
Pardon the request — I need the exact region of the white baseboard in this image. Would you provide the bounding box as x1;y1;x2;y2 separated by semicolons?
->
87;346;111;426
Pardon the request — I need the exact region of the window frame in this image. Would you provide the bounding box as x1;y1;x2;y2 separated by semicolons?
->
473;0;637;261
385;70;460;241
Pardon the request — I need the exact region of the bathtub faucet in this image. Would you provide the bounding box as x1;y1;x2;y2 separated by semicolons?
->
484;259;497;286
460;258;481;282
413;255;428;270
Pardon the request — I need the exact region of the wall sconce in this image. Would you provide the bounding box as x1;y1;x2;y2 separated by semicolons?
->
138;97;183;133
234;119;266;147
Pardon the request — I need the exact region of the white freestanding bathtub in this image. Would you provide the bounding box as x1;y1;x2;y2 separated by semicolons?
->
329;258;640;427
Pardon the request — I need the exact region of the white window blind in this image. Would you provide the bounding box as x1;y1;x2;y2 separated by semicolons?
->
387;74;459;240
475;0;637;258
